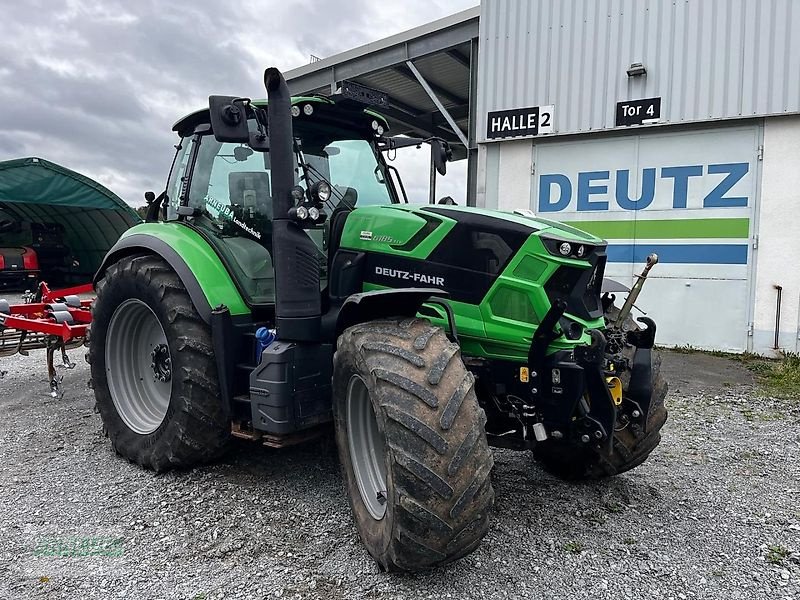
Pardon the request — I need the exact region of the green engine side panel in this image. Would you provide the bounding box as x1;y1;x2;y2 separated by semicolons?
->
117;223;249;316
339;204;456;258
342;204;607;362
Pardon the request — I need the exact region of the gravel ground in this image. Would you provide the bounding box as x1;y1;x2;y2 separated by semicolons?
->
0;294;798;599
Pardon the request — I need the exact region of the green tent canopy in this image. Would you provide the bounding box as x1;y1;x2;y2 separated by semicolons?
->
0;157;141;284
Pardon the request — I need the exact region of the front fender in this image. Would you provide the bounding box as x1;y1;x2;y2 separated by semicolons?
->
94;223;249;322
335;288;449;336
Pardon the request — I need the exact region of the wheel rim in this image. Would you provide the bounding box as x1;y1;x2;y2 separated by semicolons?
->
105;299;172;435
346;374;388;520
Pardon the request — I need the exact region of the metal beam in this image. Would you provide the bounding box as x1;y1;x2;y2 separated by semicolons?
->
405;61;469;148
431;103;470;125
378;106;460;143
466;38;479;206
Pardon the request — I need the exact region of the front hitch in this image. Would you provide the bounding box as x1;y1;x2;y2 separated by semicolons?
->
574;329;617;452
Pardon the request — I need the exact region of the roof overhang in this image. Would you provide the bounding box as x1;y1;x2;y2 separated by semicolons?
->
284;7;479;160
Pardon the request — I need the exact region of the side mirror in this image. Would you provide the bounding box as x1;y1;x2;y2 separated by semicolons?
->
208;95;250;143
144;190;167;223
431;139;452;176
437;196;457;205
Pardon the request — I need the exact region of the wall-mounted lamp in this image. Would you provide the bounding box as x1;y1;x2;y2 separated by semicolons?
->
627;62;647;77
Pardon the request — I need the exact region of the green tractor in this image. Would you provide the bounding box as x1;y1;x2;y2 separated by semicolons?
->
89;68;667;571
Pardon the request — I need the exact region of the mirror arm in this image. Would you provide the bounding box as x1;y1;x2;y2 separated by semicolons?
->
145;191;167;223
386;164;409;203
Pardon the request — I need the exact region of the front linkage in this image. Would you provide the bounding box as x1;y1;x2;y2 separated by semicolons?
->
477;255;663;464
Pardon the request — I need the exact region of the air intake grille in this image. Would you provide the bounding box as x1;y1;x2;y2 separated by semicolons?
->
544;255;606;321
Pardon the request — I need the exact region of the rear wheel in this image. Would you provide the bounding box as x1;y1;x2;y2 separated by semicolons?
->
333;318;494;571
90;255;230;471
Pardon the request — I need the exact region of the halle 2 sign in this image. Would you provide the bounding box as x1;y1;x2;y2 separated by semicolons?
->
487;105;555;139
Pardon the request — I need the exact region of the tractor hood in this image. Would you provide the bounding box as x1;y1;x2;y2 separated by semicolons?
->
408;204;605;244
338;203;606;254
338;203;609;360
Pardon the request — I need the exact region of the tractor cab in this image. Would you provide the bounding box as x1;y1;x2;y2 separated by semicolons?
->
165;97;404;306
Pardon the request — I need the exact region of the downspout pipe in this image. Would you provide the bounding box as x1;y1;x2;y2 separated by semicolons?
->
774;284;783;350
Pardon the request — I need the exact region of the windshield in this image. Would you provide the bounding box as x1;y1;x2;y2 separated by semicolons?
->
295;127;394;208
177;119;395;304
186;122;394;218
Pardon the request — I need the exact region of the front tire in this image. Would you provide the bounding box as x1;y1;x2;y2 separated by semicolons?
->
333;318;494;571
90;255;230;471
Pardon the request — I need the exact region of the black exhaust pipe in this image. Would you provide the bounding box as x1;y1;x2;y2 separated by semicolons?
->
264;67;321;341
264;68;295;221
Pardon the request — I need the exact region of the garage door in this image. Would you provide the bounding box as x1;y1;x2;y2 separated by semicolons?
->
530;125;760;352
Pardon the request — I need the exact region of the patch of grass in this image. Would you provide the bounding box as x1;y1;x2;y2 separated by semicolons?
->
737;351;763;364
671;344;700;354
667;345;742;358
564;540;584;554
766;545;791;565
708;349;737;358
745;352;800;399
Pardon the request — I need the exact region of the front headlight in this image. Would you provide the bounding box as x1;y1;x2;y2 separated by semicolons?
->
541;235;599;260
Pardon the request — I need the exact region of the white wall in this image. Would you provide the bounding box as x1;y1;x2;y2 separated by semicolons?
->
477;0;800;140
752;115;800;355
495;139;532;211
480;123;772;353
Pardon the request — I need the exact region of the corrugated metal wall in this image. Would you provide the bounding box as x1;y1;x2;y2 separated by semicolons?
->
477;0;800;142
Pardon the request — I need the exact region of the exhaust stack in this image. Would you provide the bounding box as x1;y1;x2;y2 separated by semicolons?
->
264;67;321;341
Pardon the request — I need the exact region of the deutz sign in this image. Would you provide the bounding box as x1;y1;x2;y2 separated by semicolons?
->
486;105;555;139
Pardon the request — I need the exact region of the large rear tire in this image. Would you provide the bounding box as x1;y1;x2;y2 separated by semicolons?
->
89;255;230;471
333;317;494;571
533;333;668;481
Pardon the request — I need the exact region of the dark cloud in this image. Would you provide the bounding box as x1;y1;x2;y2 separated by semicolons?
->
0;0;475;204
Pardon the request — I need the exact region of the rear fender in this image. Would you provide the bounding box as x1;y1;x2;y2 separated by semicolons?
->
94;224;249;323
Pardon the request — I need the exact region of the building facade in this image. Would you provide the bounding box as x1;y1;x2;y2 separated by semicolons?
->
476;0;800;355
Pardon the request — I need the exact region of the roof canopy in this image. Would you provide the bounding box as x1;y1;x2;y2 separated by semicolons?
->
0;157;140;283
285;7;479;160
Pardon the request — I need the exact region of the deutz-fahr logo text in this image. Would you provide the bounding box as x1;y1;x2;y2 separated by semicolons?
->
375;266;444;286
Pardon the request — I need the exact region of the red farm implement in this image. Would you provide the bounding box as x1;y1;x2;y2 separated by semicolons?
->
0;281;93;396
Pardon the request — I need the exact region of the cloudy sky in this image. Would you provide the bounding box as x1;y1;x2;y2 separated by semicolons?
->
0;0;475;207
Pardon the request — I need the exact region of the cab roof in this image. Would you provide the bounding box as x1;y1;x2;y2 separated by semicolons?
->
172;96;390;138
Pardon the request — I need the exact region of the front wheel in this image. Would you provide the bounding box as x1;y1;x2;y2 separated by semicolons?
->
89;255;230;471
333;318;494;571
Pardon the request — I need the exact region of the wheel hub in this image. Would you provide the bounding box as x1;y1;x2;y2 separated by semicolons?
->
150;343;172;382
